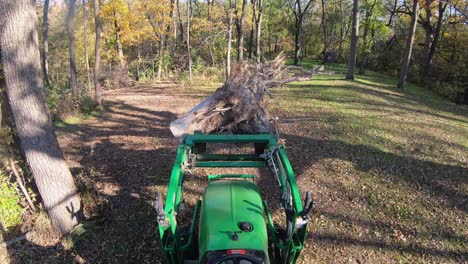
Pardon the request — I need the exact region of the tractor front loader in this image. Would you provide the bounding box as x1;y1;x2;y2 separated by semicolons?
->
154;133;314;264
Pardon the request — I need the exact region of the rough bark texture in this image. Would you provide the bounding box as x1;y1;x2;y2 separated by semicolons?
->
346;0;359;80
292;0;314;65
0;0;82;235
293;16;302;65
421;1;447;82
157;0;174;79
359;0;376;74
170;55;322;137
236;0;248;61
255;0;263;63
113;9;125;70
176;0;184;43
83;0;91;89
397;0;419;89
320;0;328;63
66;0;78;99
248;1;256;59
226;0;234;79
94;0;102;106
186;0;192;80
42;0;50;86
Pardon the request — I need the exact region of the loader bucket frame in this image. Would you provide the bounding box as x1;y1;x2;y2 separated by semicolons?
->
156;133;310;264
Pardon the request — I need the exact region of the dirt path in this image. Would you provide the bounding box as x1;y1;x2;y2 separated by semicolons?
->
56;83;214;263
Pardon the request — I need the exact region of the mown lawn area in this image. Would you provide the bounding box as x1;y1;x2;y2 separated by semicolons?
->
263;61;467;263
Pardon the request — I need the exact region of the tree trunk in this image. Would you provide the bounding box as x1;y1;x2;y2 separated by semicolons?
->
83;0;91;90
206;0;215;66
157;37;165;80
113;9;125;70
136;46;141;81
94;0;102;106
422;1;447;82
293;16;302;65
0;0;82;235
346;0;359;80
186;0;192;80
267;1;272;56
337;0;346;61
236;0;248;61
320;0;327;63
42;0;50;87
66;0;78;99
291;0;313;65
255;0;263;63
397;0;419;89
226;0;234;79
176;0;184;43
158;0;175;79
248;0;256;60
359;1;374;74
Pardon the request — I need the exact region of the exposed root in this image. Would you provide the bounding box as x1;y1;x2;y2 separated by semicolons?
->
170;54;322;137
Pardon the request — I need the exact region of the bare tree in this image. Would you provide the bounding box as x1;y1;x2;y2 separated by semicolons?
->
207;0;215;66
359;0;377;74
290;0;314;65
397;0;419;89
235;0;248;61
345;0;359;80
66;0;78;99
42;0;50;87
255;0;263;63
176;0;184;43
94;0;102;105
187;0;193;80
226;0;234;79
248;0;256;59
157;0;175;79
0;0;82;235
320;0;328;62
113;9;125;69
83;0;91;89
420;0;447;81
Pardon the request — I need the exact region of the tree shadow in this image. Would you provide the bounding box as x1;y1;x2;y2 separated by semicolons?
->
280;133;467;261
6;98;178;263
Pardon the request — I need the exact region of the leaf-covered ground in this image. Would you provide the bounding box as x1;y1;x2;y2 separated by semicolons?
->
5;63;467;263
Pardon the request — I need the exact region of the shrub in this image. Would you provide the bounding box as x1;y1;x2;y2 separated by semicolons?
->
0;171;25;232
81;95;97;116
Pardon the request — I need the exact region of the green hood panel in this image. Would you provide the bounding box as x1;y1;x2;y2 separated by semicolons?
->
198;180;268;257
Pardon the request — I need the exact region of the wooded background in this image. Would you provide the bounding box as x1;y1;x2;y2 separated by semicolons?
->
38;0;467;116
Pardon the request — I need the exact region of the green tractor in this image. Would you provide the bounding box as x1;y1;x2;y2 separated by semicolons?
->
154;133;314;263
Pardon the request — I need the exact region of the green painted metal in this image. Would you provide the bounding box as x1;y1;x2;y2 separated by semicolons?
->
184;133;277;146
195;160;266;167
198;181;269;261
197;154;263;161
156;133;310;264
208;174;255;181
181;200;201;251
278;148;303;213
158;144;189;263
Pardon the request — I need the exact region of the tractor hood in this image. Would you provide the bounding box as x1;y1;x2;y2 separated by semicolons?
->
198;180;268;259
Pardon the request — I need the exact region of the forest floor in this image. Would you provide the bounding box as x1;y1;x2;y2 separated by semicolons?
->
4;63;468;263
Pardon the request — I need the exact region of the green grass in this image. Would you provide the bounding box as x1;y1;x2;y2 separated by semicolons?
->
194;60;467;262
273;61;468;262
